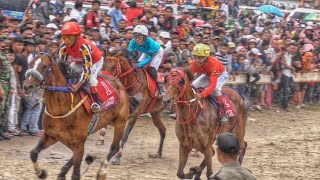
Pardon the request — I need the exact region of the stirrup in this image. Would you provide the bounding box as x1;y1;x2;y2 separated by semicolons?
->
91;103;101;113
220;116;229;123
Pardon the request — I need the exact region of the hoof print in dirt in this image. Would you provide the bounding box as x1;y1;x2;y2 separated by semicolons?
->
148;153;161;158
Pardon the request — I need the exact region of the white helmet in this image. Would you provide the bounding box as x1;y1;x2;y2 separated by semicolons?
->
133;25;148;36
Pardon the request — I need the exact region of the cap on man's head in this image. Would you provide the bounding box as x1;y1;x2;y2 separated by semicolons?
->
23;38;36;45
46;23;58;30
250;48;262;56
227;42;236;48
305;26;313;30
114;0;122;3
216;132;240;154
159;31;170;39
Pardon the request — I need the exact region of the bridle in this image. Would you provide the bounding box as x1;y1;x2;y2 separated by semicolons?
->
25;52;54;90
106;56;137;90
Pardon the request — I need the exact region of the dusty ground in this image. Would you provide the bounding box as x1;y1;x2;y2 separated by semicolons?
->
0;106;320;180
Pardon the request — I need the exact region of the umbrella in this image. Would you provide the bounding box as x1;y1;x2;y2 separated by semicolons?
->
256;5;284;17
304;13;320;22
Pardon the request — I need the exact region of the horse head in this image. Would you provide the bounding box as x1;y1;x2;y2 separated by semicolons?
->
24;52;66;95
104;48;132;77
163;68;193;104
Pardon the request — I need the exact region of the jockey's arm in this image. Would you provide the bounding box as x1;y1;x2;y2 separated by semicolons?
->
79;44;93;84
138;53;152;68
201;74;219;98
128;40;135;60
59;43;68;62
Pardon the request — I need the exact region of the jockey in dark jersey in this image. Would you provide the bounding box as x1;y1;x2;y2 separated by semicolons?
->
59;22;103;112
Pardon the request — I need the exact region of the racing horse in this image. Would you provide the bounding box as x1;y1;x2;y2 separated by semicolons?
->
102;49;166;164
23;53;129;180
163;68;247;179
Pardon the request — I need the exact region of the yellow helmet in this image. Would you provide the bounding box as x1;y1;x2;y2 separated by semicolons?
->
192;43;211;57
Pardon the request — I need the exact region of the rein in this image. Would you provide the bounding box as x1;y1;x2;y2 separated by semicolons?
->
25;52;85;119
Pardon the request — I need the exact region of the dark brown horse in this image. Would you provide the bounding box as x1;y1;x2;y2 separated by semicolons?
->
23;53;129;180
163;68;247;179
102;49;166;164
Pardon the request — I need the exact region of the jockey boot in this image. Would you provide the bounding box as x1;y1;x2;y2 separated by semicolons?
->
216;95;229;123
90;87;101;113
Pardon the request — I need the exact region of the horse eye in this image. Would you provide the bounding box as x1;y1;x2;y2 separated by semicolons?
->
178;79;185;86
42;65;48;69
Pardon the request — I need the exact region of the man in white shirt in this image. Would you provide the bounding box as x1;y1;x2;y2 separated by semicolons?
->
69;1;85;23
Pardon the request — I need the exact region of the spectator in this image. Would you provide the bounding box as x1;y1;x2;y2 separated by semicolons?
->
108;0;123;31
33;0;52;24
211;133;257;180
69;1;84;23
84;0;101;31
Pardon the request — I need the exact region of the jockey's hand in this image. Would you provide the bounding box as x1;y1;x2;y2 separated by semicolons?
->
195;93;203;100
132;63;140;70
70;82;83;93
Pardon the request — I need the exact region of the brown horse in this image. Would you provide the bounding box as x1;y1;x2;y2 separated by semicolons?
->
163;68;247;179
23;53;129;180
102;49;166;164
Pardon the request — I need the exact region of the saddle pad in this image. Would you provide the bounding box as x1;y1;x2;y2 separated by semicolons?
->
208;94;237;118
142;68;157;98
80;75;118;114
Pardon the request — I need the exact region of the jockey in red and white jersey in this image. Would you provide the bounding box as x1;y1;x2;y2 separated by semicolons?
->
59;21;103;112
190;43;230;122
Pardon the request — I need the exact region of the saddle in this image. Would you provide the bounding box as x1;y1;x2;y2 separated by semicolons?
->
141;68;158;98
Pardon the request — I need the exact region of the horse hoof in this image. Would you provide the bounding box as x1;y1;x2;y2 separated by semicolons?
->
189;166;201;175
96;139;104;146
148;153;161;158
85;154;97;165
37;169;48;179
110;156;121;165
56;176;66;180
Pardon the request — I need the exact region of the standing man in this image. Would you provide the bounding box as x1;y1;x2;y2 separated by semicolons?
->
211;132;257;180
108;0;123;31
84;0;101;31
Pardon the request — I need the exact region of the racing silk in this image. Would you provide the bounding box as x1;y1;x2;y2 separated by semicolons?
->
190;56;225;98
128;37;161;68
59;36;102;83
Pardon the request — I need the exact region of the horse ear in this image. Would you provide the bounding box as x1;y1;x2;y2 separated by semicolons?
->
184;66;194;82
164;75;169;84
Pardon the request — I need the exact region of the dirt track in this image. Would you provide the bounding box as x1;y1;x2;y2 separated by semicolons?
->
0;106;320;180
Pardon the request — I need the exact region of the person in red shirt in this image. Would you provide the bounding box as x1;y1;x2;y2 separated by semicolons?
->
84;0;101;30
190;43;230;122
59;22;103;112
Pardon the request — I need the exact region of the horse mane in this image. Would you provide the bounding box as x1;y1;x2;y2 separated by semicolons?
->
58;61;74;82
109;48;129;59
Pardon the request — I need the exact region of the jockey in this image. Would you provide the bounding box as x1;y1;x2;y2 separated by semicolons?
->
190;43;230;122
128;25;164;96
59;22;103;113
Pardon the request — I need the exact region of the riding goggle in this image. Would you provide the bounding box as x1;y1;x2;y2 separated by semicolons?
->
133;33;145;40
61;35;76;41
194;56;207;63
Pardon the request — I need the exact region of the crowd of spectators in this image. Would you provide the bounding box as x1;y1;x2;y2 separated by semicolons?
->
0;0;319;141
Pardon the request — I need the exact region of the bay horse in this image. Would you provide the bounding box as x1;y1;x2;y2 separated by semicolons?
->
102;49;166;164
163;68;247;179
23;53;129;180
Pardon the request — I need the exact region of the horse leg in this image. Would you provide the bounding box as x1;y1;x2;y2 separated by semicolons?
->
177;144;193;179
193;159;207;180
149;111;166;158
238;140;247;165
71;144;84;180
110;115;138;165
57;157;73;180
30;133;57;179
96;127;107;146
204;146;214;179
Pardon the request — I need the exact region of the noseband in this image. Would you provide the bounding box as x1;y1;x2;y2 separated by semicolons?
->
25;52;53;89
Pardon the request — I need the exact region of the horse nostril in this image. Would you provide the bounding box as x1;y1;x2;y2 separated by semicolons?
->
166;100;171;104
